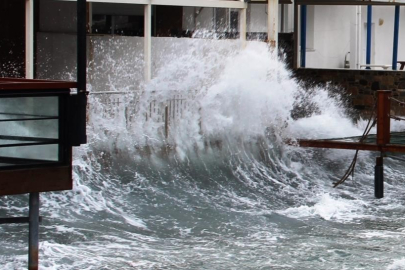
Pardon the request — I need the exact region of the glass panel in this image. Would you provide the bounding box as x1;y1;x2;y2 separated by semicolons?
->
0;96;60;166
0;97;58;117
0;119;58;139
0;145;59;162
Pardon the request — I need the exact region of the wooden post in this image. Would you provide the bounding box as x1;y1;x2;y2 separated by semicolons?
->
376;90;391;146
375;90;391;199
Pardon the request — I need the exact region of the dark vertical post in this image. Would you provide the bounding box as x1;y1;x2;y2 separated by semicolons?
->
375;156;384;199
28;192;39;270
165;105;169;139
293;2;299;69
375;90;391;199
76;0;87;145
392;5;400;70
300;5;307;68
366;5;372;69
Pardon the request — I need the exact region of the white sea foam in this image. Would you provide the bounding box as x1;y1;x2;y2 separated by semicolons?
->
387;259;405;270
277;193;368;222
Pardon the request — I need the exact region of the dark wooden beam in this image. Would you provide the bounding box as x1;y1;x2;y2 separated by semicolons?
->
295;139;405;153
0;166;72;196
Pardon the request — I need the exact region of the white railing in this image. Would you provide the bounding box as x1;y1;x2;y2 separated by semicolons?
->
91;91;196;138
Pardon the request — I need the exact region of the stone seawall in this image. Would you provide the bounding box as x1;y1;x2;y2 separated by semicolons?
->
294;68;405;116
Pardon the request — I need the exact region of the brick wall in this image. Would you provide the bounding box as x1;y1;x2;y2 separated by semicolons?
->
293;68;405;116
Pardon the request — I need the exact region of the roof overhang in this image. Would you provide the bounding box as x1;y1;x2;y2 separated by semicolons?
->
58;0;248;8
295;0;405;6
250;0;293;4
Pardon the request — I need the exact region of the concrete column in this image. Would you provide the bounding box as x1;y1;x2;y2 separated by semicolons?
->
350;6;362;69
268;0;278;49
144;4;152;82
239;5;247;48
25;0;34;79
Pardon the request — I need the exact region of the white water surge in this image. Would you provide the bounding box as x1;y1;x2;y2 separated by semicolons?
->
2;40;405;269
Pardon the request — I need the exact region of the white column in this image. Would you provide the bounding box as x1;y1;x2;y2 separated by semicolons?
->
239;4;247;48
350;5;362;69
144;4;152;82
267;0;278;50
356;5;362;69
25;0;34;79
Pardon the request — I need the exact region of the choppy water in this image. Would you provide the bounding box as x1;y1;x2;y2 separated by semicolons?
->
2;41;405;270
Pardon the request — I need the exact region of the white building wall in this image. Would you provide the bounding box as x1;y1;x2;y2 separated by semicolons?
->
365;6;405;67
305;5;405;70
305;5;352;69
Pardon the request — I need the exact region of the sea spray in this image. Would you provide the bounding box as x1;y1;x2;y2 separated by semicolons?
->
1;38;405;269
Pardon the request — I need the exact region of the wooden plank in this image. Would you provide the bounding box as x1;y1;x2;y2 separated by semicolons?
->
0;83;76;90
0;78;77;90
0;166;72;196
295;139;405;153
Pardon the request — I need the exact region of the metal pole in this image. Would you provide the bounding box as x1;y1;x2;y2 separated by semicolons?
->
375;156;384;198
74;0;88;146
392;5;400;70
366;5;372;69
300;5;307;68
28;193;40;270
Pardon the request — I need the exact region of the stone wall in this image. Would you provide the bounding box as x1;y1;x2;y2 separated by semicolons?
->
294;68;405;116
